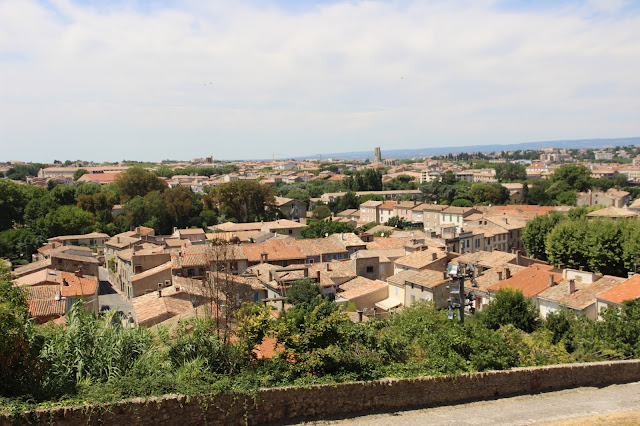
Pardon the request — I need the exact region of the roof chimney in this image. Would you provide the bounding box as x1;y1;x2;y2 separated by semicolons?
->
158;289;162;298
568;279;576;295
432;253;437;261
62;278;69;286
117;237;120;243
74;270;82;278
548;274;555;287
505;268;511;279
325;263;330;272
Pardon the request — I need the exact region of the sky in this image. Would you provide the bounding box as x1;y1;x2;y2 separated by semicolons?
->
1;0;639;162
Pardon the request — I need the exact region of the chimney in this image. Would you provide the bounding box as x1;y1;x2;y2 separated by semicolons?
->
260;253;268;263
568;279;576;295
357;311;363;322
325;263;330;272
136;227;140;234
432;253;437;261
579;265;585;271
117;237;121;243
515;250;521;265
443;271;448;280
502;218;508;224
505;268;511;279
548;274;555;287
497;270;503;281
340;233;344;240
62;278;69;286
628;272;636;279
158;289;162;297
74;270;82;278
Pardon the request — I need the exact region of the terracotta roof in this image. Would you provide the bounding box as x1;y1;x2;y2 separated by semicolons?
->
241;239;304;262
264;219;305;230
488;264;562;298
132;286;195;327
538;275;626;310
105;235;140;249
329;232;365;248
470;265;528;293
597;274;640;305
586;206;637;218
130;261;172;282
49;232;109;241
12;259;51;277
338;277;387;300
388;269;420;286
351;248;406;263
452;251;517;269
379;201;397;210
394;249;447;270
59;271;98;297
297;238;347;257
404;269;448;289
176;228;206;235
360;200;383;207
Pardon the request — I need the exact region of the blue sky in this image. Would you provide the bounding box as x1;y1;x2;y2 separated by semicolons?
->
1;0;639;162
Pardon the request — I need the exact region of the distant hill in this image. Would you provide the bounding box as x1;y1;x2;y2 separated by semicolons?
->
296;137;640;161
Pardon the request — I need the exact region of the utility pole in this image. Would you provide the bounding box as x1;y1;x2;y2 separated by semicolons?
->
447;262;478;324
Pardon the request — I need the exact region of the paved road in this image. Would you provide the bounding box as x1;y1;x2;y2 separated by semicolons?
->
98;266;133;316
303;382;640;426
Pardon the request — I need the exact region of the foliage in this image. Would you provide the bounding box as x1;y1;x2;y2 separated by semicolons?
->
213;181;275;223
385;216;410;229
286;279;322;305
344;169;382;192
477;288;539;333
73;169;88;181
4;163;47;181
301;220;355;238
521;212;565;261
551;164;591;192
312;204;331;220
494;163;526;182
114;167;168;203
0;265;43;397
0;229;45;263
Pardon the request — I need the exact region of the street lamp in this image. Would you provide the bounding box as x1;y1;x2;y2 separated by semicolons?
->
446;262;478;324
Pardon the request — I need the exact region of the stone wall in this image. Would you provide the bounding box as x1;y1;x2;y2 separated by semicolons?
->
4;360;640;426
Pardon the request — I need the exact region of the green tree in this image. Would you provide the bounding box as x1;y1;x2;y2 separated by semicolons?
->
213;181;276;223
478;288;539;333
301;220;355;238
0;229;45;263
73;168;89;181
114;167;168;203
551;164;591;192
286;279;322;305
0;265;43;397
494;163;526;182
521;212;564;261
468;183;509;205
164;186;197;227
312;204;331;220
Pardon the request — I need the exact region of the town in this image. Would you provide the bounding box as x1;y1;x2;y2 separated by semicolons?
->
3;145;640;422
3;146;640;326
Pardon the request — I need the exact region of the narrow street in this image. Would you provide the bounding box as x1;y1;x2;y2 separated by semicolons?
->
98;266;133;317
304;382;640;426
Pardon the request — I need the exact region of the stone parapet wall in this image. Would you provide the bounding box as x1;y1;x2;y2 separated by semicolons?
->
3;360;640;425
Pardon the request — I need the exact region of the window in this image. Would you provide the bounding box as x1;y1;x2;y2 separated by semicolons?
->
366;266;374;273
476;239;480;248
410;295;415;304
395;286;399;296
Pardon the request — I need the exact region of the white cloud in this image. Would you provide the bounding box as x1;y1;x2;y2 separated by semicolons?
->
0;0;639;161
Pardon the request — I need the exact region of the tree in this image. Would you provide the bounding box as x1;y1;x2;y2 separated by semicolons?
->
478;288;539;333
0;229;45;263
551;164;591;192
336;191;359;212
286;279;322;305
0;180;26;231
114;167;168;203
213;181;276;223
163;186;197;228
0;265;42;396
494;163;526;182
312;204;331;220
301;220;355;238
521;212;564;261
385;216;409;229
468;183;509;205
545;220;589;270
73;169;88;181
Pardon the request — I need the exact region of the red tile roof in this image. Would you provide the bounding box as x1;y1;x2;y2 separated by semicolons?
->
597;275;640;305
488;264;562;298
